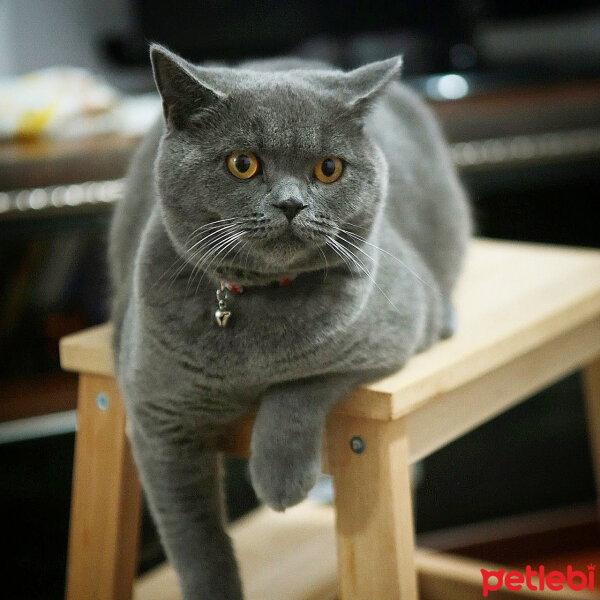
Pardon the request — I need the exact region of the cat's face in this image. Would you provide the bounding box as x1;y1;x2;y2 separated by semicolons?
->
151;46;401;284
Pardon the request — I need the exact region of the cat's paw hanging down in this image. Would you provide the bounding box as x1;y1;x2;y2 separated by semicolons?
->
250;423;322;511
110;42;471;600
249;375;359;511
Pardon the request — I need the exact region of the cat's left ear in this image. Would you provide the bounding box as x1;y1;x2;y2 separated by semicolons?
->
344;56;403;115
150;44;227;129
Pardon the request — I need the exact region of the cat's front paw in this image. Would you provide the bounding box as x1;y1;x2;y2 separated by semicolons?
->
249;444;320;511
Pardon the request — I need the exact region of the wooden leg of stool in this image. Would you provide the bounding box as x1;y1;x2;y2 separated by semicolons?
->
327;415;418;600
66;374;142;600
583;357;600;519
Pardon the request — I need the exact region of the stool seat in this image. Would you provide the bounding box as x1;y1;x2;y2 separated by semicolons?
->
59;238;600;600
61;238;600;462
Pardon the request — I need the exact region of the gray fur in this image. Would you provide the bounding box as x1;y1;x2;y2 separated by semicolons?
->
109;44;471;599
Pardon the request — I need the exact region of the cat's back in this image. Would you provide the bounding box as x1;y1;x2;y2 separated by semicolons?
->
367;82;471;296
109;117;163;334
109;118;163;288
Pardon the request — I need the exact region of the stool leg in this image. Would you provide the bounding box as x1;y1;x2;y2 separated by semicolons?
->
583;357;600;519
66;375;142;600
326;414;418;600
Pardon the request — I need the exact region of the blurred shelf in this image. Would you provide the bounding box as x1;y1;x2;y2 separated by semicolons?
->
0;179;124;222
1;127;599;225
429;77;600;142
0;77;598;241
0;133;140;192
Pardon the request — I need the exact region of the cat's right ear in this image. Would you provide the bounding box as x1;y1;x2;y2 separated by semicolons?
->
344;56;403;117
150;44;226;129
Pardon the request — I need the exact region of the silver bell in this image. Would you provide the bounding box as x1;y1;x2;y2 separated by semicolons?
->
215;309;231;327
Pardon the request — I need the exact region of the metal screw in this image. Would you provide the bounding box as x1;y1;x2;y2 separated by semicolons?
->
96;393;109;411
350;436;366;454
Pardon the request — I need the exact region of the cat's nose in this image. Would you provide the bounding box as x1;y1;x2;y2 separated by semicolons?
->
272;197;307;222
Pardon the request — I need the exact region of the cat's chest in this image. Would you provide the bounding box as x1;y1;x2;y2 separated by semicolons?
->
140;275;366;388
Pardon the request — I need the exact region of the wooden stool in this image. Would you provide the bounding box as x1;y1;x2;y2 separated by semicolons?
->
60;239;600;600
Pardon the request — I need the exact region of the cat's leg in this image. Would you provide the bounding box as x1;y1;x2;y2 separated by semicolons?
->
249;373;365;511
128;418;243;600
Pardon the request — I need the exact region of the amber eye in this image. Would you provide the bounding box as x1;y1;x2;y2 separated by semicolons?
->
314;156;343;183
227;151;259;179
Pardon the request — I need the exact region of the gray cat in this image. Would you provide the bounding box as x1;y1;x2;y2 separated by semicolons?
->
109;44;471;599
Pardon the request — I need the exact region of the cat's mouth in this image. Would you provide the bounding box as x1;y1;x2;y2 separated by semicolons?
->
270;227;307;244
247;219;322;250
190;215;339;285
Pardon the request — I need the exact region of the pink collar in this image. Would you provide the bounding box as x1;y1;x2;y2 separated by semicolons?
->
220;276;295;294
215;275;296;327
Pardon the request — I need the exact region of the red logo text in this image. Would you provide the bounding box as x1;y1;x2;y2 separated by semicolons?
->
481;564;595;596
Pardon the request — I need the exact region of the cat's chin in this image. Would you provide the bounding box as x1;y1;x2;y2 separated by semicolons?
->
206;226;328;286
264;226;306;243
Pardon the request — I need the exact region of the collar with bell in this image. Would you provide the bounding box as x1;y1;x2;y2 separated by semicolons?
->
214;276;295;327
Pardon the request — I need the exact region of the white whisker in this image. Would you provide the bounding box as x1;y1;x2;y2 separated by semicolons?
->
187;221;244;254
185;217;241;243
327;235;402;314
174;226;245;292
213;235;247;276
155;222;246;292
325;238;355;274
334;231;376;266
229;237;252;269
192;231;247;290
338;228;433;290
317;245;329;281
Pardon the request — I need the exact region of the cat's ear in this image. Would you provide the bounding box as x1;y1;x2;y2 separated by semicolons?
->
344;56;403;115
150;44;227;129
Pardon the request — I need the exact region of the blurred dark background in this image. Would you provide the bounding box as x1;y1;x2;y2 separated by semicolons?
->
1;1;599;598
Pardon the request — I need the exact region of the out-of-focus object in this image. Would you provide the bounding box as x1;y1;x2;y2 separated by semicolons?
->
0;67;160;140
475;8;600;74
